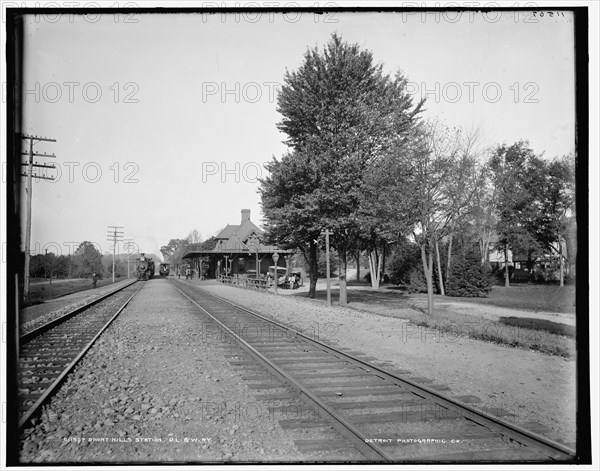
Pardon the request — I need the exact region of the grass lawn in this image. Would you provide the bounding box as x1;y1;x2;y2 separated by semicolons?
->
24;278;128;307
293;283;577;358
435;284;576;314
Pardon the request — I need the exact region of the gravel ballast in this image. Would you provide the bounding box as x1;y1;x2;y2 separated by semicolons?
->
19;279;316;464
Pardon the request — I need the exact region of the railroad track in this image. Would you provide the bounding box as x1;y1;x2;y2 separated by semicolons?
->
170;278;576;463
18;280;143;430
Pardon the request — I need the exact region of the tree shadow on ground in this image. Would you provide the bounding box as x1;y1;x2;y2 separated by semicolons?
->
500;316;576;338
291;285;411;306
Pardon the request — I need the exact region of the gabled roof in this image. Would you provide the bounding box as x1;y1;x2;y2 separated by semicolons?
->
215;224;240;240
182;210;292;259
214;219;263;247
236;219;263;241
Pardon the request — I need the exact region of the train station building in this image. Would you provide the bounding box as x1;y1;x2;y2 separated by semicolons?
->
182;209;293;278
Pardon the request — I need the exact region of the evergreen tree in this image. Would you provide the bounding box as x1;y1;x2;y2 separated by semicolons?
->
446;253;492;297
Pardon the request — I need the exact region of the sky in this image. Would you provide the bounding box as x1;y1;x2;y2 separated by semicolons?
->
15;6;578;260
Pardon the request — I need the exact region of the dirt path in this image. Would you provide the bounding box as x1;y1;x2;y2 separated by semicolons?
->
408;297;576;326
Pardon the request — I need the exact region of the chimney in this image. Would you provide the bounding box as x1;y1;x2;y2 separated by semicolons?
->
241;209;251;223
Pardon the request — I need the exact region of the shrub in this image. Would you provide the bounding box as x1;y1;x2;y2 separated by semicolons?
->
388;242;422;285
446;255;492;297
364;272;390;284
406;268;427;293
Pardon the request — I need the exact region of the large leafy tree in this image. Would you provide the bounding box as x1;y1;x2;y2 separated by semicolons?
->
29;253;71;279
160;238;189;264
522;154;575;286
161;233;216;268
260;149;324;298
354;138;419;289
470;159;499;267
73;241;105;277
488;141;542;287
262;33;423;302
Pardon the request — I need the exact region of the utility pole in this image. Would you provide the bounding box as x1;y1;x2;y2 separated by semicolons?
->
123;238;134;278
21;134;56;301
321;229;333;308
107;226;124;283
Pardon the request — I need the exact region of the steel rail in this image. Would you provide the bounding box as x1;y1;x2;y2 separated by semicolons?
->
20;279;138;344
18;282;144;430
171;281;394;462
177;280;576;461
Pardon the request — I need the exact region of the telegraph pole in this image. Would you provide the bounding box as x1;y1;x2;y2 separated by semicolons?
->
321;229;333;308
123;238;134;278
107;226;124;283
21;134;56;300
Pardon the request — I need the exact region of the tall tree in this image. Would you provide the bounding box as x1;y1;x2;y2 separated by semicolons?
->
265;33;423;303
186;229;203;247
488;141;541;288
73;241;104;277
522;154;575;286
260;150;324;298
354;144;416;289
392;121;480;314
470;158;498;267
160;238;191;267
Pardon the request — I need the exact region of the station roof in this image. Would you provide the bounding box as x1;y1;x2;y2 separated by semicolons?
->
182;209;293;259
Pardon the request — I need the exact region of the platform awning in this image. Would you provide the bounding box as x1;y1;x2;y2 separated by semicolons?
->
182;246;294;259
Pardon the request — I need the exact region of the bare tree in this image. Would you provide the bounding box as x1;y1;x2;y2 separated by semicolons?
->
186;229;203;245
397;120;480;315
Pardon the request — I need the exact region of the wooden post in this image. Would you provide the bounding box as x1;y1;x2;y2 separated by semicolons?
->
321;229;333;308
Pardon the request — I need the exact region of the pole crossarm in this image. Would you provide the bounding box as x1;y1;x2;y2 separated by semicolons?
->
20;162;56;169
21;152;56;158
20;173;55;181
22;135;57;142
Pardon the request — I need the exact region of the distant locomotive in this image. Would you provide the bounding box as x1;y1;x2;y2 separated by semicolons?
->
159;263;170;277
136;253;155;280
